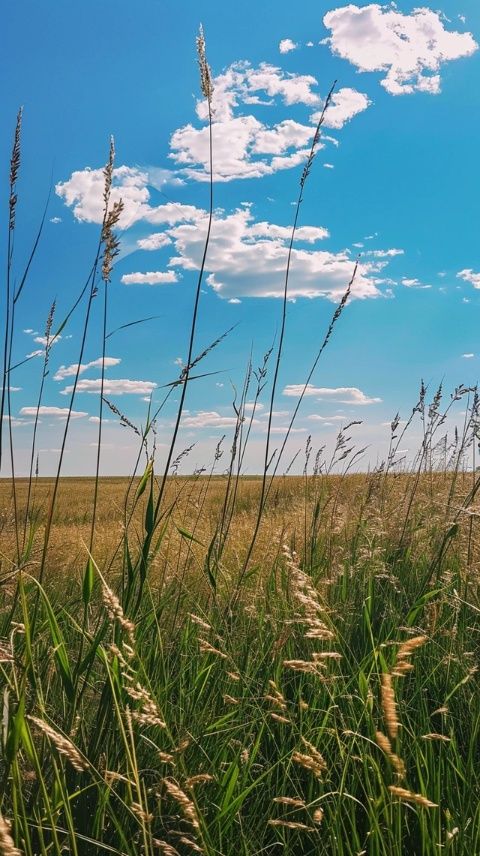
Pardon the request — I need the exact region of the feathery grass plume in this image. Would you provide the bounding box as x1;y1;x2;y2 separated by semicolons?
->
101;199;124;283
186;774;214;788
227;670;241;682
196;25;213;103
283;544;335;641
292;743;327;779
375;731;406;778
177;838;203;853
188;613;212;632
265;680;287;710
270;713;291;724
101;579;135;641
393;635;428;676
273;797;307;808
158;751;175;765
223;694;239;705
153;841;180;855
422;733;451;742
198;638;227;658
28;716;88;772
313;808;324;824
268;819;315;831
381;672;399;741
163;778;200;831
124;681;166;729
0;816;22;856
283;658;325;674
388;786;438;808
131;802;154;823
9;107;22;232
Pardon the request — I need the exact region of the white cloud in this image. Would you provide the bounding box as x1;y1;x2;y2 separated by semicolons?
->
182;410;240;428
170;114;311;182
462;353;475;359
34;334;61;346
279;39;298;54
457;269;480;289
20;406;88;419
60;379;157;396
168;61;339;183
167;206;389;300
121;271;178;285
136;233;172;251
283;384;381;404
311;87;371;129
308;414;345;421
56;166;203;229
54;357;120;381
401;277;431;289
50;217;62;224
368;248;403;258
324;163;335;169
323;5;478;96
56;166;151;228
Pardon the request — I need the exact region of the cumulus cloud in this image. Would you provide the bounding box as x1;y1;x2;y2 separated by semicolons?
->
323;4;478;96
457;269;480;288
56;166;151;228
279;39;298;54
121;271;179;285
56;167;204;229
60;379;157;396
311;87;371;129
54;357;120;381
283;384;381;404
20;406;88;419
462;353;475;359
167;206;390;300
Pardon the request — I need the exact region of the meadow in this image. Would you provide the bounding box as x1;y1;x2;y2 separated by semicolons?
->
1;27;480;856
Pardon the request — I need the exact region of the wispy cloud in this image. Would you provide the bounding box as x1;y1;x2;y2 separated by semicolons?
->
60;379;157;396
54;357;121;381
20;406;88;419
283;384;381;405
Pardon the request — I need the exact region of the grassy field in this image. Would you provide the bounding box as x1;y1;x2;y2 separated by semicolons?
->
1;471;480;855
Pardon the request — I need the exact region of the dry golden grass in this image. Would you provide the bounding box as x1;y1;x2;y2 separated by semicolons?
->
1;470;479;593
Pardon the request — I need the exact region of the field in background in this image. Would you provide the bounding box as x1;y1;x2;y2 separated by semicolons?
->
1;471;480;854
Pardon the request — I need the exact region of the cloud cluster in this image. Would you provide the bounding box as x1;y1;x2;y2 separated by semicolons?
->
323;4;478;95
170;61;370;181
166;206;392;300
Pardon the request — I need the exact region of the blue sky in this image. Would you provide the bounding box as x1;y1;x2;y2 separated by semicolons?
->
3;0;480;475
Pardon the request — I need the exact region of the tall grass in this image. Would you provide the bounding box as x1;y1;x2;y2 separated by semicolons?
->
1;27;480;856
